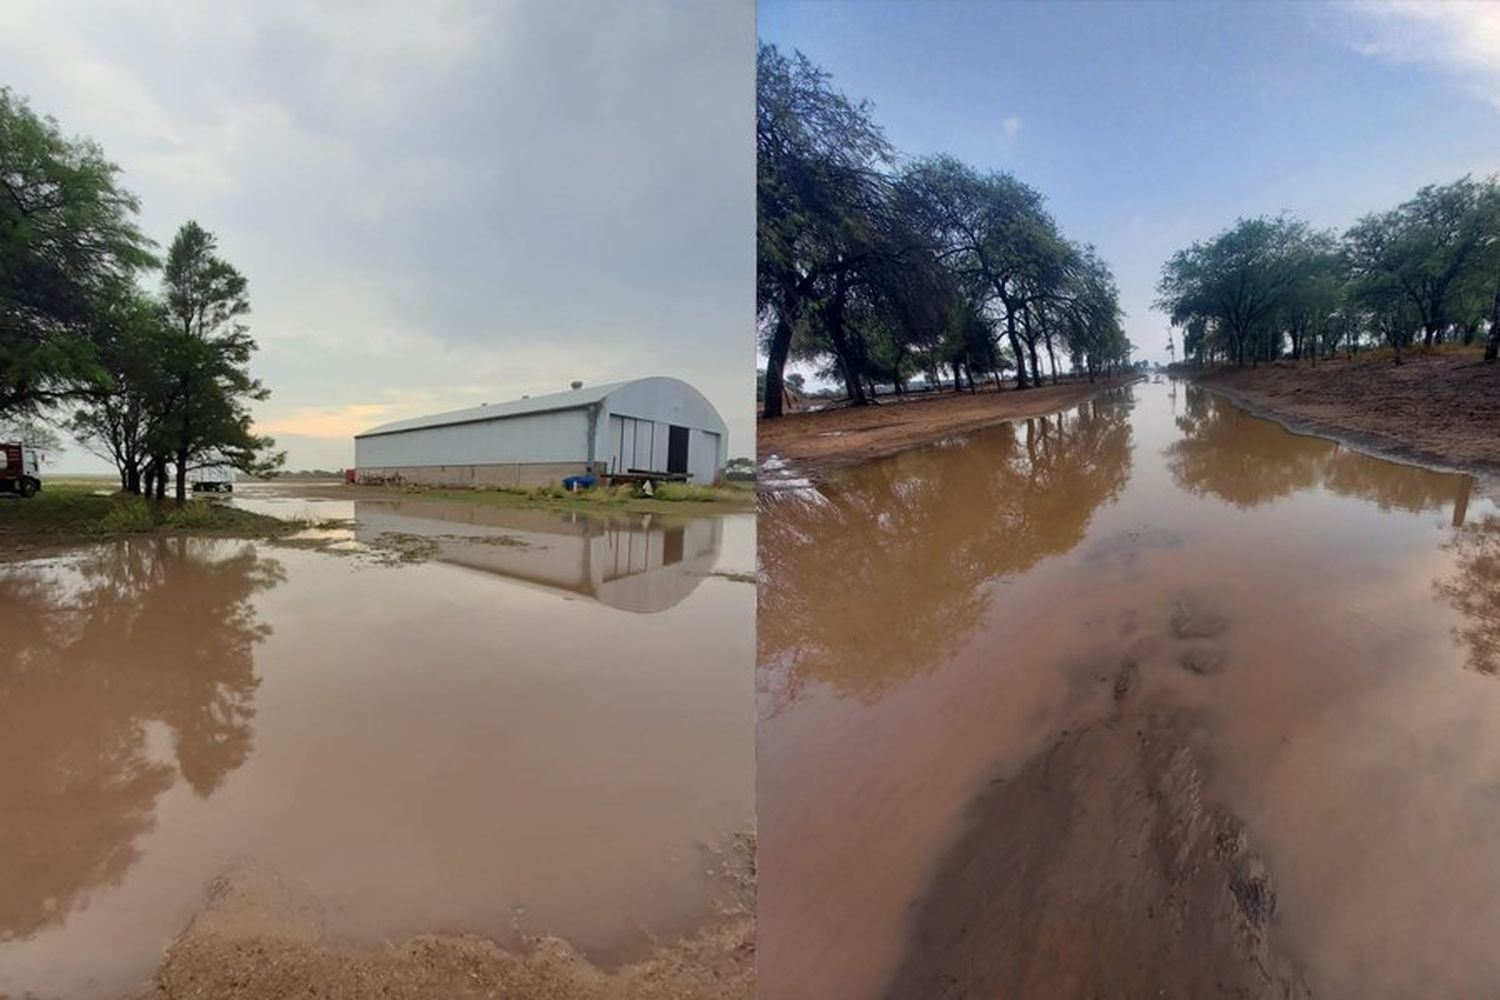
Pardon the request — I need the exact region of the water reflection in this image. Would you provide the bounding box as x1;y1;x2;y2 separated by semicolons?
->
0;538;282;942
1168;385;1474;515
1436;513;1500;676
759;392;1133;707
352;500;721;613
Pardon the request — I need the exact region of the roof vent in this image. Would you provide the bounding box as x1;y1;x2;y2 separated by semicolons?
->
570;380;583;390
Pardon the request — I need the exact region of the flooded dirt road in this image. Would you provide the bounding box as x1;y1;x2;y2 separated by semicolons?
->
0;487;754;999
758;380;1499;999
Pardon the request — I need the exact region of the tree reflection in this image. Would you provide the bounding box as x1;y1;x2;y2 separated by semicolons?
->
759;392;1133;709
1168;386;1473;515
1435;514;1500;677
0;537;283;941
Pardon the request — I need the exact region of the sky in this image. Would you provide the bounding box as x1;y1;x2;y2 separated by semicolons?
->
759;0;1500;369
1;0;753;472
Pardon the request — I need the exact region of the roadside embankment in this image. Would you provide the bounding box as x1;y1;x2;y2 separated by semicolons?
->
0;482;300;561
757;374;1142;475
1190;349;1500;492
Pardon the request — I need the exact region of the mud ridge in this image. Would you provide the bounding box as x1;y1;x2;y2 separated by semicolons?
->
884;693;1309;1000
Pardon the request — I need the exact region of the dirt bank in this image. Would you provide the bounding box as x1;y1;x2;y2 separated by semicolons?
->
1191;351;1500;492
129;841;754;1000
757;375;1141;476
886;636;1309;1000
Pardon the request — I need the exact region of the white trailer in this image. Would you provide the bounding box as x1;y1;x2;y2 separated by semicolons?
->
190;458;238;493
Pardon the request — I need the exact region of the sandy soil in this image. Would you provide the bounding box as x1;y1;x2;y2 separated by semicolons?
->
885;599;1310;1000
1193;350;1500;492
128;837;754;1000
757;376;1142;475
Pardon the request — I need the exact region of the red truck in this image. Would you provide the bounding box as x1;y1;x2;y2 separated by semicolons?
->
0;442;42;497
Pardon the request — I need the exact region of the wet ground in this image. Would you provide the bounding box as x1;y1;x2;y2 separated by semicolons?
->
758;379;1500;999
0;484;754;999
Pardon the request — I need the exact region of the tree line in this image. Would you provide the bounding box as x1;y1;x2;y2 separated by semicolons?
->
1157;176;1500;368
757;44;1133;419
1;87;281;499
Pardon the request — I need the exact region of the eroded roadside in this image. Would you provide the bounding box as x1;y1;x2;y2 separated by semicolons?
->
757;375;1143;479
1190;353;1500;493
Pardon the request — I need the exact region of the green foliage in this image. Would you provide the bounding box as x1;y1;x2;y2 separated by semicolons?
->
97;495;155;534
3;88;284;497
1161;174;1500;367
0;482;293;554
758;46;1130;412
156;221;284;499
1156;215;1319;367
0;88;155;416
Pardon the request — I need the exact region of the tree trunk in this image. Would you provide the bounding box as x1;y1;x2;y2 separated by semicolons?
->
762;306;793;419
1485;269;1500;363
824;276;867;406
175;449;188;503
1006;308;1029;389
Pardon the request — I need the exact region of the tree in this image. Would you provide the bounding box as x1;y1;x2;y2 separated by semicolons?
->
0;88;155;417
1062;246;1131;381
1157;215;1311;368
899;157;1069;389
757;44;891;418
68;291;174;492
157;221;282;501
1345;177;1493;352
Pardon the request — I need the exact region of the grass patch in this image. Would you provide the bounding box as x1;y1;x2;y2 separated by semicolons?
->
370;531;441;565
0;483;298;560
369;478;755;515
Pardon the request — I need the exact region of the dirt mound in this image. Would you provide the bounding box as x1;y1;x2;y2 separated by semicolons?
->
129;841;755;1000
885;650;1308;1000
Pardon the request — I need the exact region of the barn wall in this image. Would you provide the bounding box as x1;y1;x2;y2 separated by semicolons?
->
690;429;724;484
355;461;604;489
598;378;729;482
355;409;591;469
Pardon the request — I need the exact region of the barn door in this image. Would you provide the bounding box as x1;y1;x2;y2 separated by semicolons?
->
667;425;689;475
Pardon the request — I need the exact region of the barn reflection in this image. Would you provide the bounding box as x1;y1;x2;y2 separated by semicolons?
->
353;499;722;613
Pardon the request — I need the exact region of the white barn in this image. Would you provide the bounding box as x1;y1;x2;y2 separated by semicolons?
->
354;377;728;488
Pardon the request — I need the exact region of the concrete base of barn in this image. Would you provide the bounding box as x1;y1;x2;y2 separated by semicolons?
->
355;462;606;489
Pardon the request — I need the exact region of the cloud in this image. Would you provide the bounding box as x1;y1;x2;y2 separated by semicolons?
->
1002;115;1023;139
1343;0;1500;111
0;0;754;470
255;404;399;440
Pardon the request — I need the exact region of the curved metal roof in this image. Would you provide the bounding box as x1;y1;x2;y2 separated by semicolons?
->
355;379;635;439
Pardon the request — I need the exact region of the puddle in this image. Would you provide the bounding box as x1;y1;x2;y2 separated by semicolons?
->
0;501;753;999
757;381;1500;999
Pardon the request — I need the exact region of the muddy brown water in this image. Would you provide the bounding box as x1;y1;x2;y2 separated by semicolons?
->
758;380;1500;1000
0;488;754;1000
